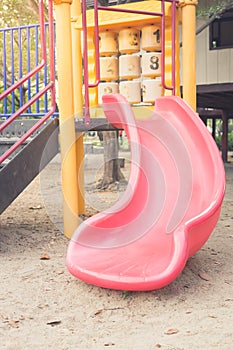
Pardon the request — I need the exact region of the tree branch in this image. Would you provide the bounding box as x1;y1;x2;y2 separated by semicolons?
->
25;0;48;21
196;1;233;36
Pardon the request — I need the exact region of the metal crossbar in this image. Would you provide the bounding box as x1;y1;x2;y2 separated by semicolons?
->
0;0;56;164
82;0;179;123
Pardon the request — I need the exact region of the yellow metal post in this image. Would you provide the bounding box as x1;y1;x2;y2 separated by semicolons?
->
179;0;198;111
53;0;79;238
71;0;85;214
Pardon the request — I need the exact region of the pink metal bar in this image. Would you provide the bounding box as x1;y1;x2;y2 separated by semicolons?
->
0;62;45;101
0;105;55;164
161;0;171;91
0;83;53;132
82;0;91;122
81;0;101;123
39;0;47;62
81;0;179;122
48;0;56;109
171;0;176;95
161;0;177;93
97;5;163;17
88;0;100;88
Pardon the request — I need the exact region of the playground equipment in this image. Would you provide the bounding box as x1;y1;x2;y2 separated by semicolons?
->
0;0;58;214
0;0;225;290
54;0;183;238
67;93;225;291
53;0;225;290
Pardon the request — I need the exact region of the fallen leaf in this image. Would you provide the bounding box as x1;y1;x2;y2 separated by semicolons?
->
7;320;20;328
155;344;162;348
55;270;64;275
46;320;61;326
104;342;115;346
165;328;179;335
122;290;131;299
94;309;103;316
40;253;51;260
198;272;212;281
224;280;231;285
29;205;42;210
208;314;217;318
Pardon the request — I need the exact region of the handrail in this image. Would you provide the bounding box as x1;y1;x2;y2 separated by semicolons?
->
82;0;91;123
0;83;53;131
161;0;177;93
0;21;57;118
82;0;179;123
0;2;46;104
0;0;56;164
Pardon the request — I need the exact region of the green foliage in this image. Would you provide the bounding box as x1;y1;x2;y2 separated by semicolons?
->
215;132;233;151
0;0;43;87
0;0;41;28
197;0;233;18
207;120;233;151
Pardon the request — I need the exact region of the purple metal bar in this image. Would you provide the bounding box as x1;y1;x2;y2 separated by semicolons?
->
10;30;15;114
35;25;40;113
27;26;32;114
18;27;23;107
3;32;7;114
1;23;41;31
43;26;49;112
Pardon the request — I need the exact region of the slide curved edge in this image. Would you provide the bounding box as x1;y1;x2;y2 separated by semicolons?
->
66;225;189;291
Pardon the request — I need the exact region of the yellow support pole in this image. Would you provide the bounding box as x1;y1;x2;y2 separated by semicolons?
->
53;0;79;238
179;0;198;111
71;0;85;215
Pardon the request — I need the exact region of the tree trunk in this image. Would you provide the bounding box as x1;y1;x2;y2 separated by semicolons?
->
97;130;125;189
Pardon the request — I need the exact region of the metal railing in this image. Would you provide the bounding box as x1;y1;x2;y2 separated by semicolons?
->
0;0;56;164
0;22;57;118
82;0;179;122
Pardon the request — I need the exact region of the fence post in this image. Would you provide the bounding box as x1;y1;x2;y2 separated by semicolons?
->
179;0;198;111
71;0;85;215
53;0;79;238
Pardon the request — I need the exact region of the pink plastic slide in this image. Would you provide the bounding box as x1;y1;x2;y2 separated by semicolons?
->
66;95;225;291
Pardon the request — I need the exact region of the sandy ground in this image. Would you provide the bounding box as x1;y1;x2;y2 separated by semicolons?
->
0;151;233;350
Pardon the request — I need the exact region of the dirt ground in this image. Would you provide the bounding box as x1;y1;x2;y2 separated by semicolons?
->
0;151;233;350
